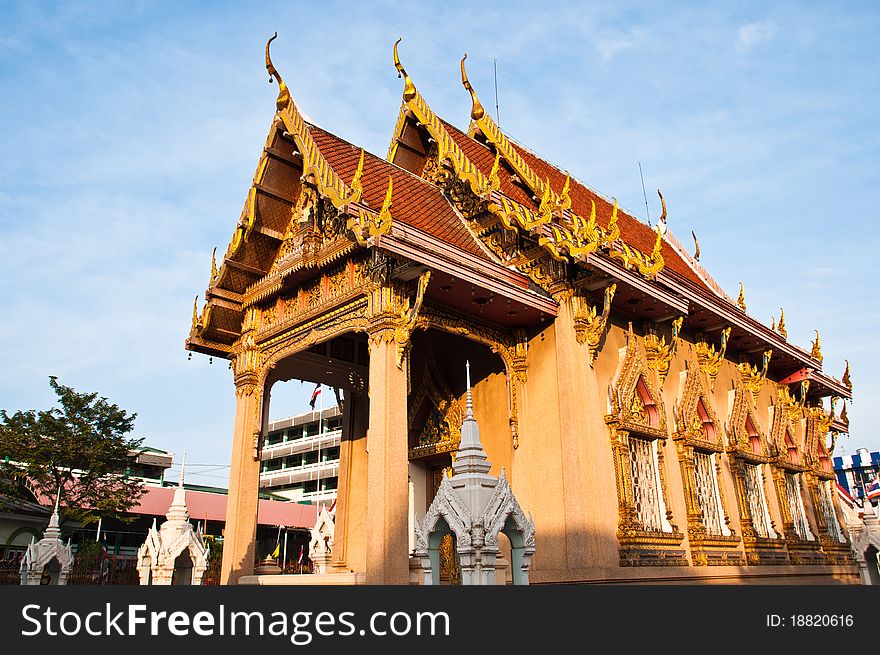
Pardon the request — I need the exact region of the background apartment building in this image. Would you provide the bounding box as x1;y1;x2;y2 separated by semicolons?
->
259;406;341;506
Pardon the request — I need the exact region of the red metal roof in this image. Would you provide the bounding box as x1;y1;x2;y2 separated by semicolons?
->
134;486;318;528
307;124;491;261
34;482;318;529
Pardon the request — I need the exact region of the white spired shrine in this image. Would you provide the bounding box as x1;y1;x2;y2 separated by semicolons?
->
414;363;536;585
137;457;209;585
20;491;73;585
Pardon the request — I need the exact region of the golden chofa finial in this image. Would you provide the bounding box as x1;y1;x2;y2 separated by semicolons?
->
777;308;787;339
691;230;701;261
191;295;200;330
842;359;851;389
810;330;823;364
265;32;291;111
349;148;365;202
737;282;746;311
210;247;218;281
393;37;416;102
460;53;485;120
657;189;667;233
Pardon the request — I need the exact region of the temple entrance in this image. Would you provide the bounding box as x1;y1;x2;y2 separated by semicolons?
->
171;551;193;585
429;463;460;585
40;558;61;585
865;546;880;585
406;329;510;584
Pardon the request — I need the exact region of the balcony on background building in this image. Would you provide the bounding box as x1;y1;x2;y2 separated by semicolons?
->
261;429;341;461
259;459;339;487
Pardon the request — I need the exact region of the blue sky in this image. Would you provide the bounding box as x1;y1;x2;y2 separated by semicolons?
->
1;1;877;486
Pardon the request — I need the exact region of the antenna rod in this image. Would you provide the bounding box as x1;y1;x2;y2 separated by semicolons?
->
493;58;500;126
638;161;651;224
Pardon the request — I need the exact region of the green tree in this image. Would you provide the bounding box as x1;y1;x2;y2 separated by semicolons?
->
0;377;145;524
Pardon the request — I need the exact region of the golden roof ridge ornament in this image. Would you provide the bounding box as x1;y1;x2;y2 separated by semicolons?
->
266;33;291;112
691;230;701;261
459;55;557;205
842;359;851;389
657;190;667;234
393;38;416;102
737;282;746;311
460;54;485;120
350;148;365;203
777;308;787;339
348;175;394;245
810;330;823;364
263;33;355;209
390;38;490;196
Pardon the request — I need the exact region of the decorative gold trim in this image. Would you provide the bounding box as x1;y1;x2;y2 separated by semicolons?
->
738;349;772;404
607;223;665;279
393;269;431;369
737;282;746;312
695;326;731;390
643;316;682;387
572;283;616;364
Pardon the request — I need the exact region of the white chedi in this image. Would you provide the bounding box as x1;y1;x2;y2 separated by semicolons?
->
136;455;209;585
20;491;74;585
414;362;536;585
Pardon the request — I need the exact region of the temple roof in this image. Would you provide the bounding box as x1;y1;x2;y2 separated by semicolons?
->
185;36;852;402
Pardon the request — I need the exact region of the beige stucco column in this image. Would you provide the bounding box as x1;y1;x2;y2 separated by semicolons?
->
220;379;263;584
554;292;618;577
551;295;597;572
365;335;410;584
331;392;369;573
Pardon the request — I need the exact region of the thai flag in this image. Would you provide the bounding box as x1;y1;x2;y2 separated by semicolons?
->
297;545;304;564
309;384;322;410
866;478;880;502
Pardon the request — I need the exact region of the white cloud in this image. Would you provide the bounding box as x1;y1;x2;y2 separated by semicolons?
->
738;21;777;52
595;27;647;61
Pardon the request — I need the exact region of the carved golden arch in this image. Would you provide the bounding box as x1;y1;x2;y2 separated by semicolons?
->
413;305;526;450
727;371;772;460
769;384;807;471
672;359;743;565
605;332;686;566
407;338;464;459
608;331;667;436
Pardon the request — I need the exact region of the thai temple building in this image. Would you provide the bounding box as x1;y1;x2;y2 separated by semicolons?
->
185;36;856;584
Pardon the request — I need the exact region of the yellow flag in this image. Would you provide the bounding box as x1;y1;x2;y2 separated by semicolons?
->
271;543;280;559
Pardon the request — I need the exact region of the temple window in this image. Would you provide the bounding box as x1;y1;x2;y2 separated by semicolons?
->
784;472;814;541
692;451;727;535
629;435;665;532
743;462;775;538
818;480;845;542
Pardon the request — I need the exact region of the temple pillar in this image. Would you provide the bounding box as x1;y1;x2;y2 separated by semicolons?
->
332;392;369;573
365;335;410;584
551;294;597;572
220;378;264;585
